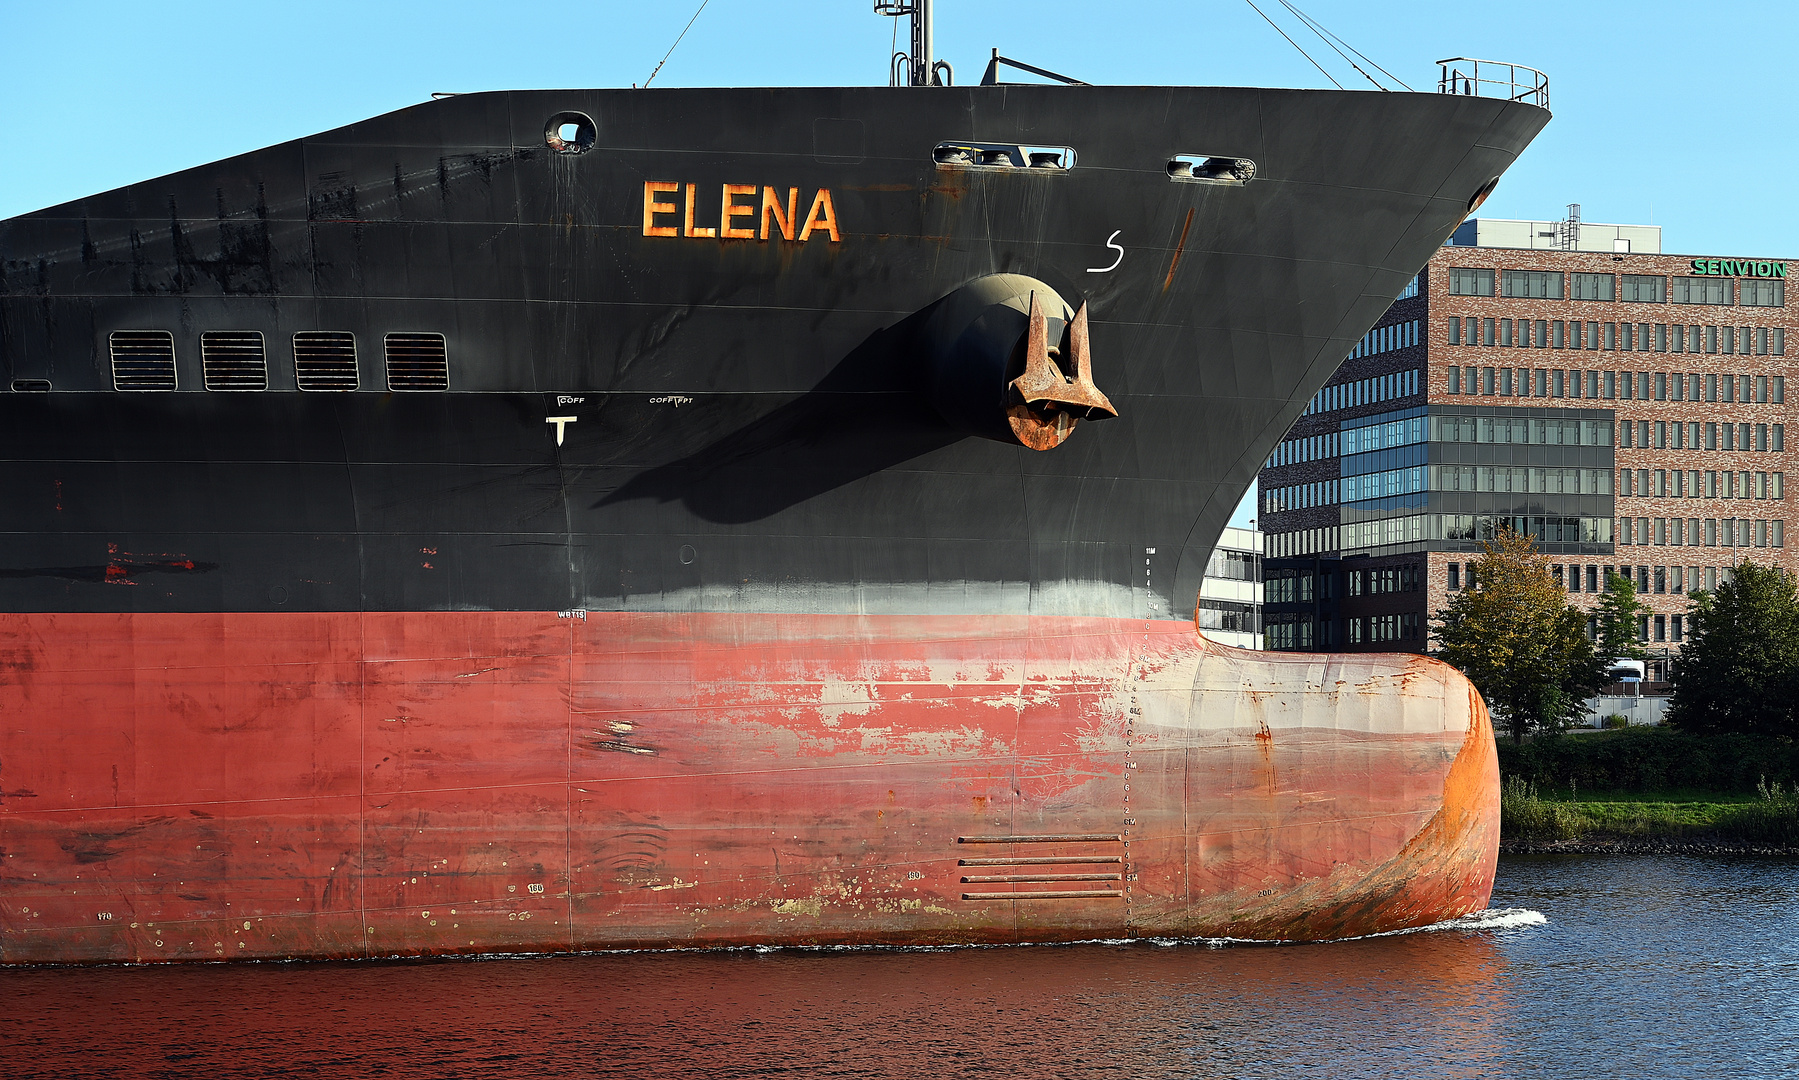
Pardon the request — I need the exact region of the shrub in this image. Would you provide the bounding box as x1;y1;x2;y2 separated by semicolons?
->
1712;778;1799;846
1498;726;1799;795
1602;713;1630;730
1500;775;1583;841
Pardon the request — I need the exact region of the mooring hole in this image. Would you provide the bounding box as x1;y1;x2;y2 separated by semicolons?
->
1168;154;1256;184
933;142;1076;170
545;111;597;155
1468;176;1501;213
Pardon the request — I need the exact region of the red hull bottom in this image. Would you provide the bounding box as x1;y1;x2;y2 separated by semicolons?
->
0;612;1497;964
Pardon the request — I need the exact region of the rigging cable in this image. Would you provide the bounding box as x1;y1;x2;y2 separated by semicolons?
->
1277;0;1413;92
1277;0;1383;91
890;9;901;86
1243;0;1341;90
644;0;712;89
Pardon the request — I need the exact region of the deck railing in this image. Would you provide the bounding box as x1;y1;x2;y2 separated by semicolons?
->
1436;58;1549;109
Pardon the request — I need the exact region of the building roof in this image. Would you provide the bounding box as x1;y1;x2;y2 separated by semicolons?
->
1214;526;1262;554
1449;217;1662;255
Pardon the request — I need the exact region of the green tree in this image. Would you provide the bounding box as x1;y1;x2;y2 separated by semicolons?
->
1594;570;1651;665
1433;528;1607;743
1668;560;1799;737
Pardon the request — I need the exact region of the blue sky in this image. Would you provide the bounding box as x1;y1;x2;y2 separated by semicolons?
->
5;0;1795;527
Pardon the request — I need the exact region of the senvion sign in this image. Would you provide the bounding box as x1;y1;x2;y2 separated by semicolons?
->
1689;259;1786;278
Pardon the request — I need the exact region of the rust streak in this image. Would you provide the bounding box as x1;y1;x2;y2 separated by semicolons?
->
1162;208;1195;292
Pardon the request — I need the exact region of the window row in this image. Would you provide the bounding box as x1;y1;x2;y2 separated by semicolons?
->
1264;478;1339;513
1266;526;1339;559
1275;513;1618;554
1343;464;1427;502
1345;320;1421;363
1431;414;1612;446
1617;516;1783;548
1345;564;1419;596
1450;560;1734;604
1617;372;1783;403
1448;268;1785;307
1204;549;1261;582
1431;465;1613;495
1618;421;1783;452
1345;514;1432;550
1346;612;1421;644
1447;318;1785;356
1268;460;1629;514
1197;599;1260;634
1436;514;1614;545
1449;364;1788;403
1264;569;1318;604
1268;430;1340;468
1555;562;1726;596
1334;513;1613;554
1342;413;1428;456
1620;469;1784;500
1264;615;1316;650
1268;411;1436;468
107;331;448;392
1300;368;1418;416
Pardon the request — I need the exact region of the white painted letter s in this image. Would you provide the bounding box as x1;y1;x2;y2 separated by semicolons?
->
1088;230;1124;273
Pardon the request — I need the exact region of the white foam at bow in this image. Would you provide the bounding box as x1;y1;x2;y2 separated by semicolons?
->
1435;907;1548;931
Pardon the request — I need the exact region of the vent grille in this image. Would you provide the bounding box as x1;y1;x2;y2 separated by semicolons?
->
200;331;268;391
385;333;449;391
109;330;178;391
293;332;358;391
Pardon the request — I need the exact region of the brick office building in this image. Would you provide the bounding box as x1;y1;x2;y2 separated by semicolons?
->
1259;216;1790;668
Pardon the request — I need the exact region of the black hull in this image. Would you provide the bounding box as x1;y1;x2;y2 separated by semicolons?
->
1;86;1548;617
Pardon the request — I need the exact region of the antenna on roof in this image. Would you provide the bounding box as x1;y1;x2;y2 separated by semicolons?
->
1560;204;1582;251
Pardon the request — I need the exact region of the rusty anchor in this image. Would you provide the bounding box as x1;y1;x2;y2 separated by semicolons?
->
1005;294;1117;450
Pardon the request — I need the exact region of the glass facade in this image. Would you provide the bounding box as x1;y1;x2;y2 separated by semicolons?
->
1259;241;1790;654
1330;405;1616;557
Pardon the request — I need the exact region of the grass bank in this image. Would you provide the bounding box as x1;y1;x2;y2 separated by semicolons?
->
1499;776;1799;852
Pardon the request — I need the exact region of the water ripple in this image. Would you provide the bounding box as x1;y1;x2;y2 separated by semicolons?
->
0;856;1793;1079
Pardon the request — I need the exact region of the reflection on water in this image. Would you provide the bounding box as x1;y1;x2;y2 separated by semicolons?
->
2;857;1795;1079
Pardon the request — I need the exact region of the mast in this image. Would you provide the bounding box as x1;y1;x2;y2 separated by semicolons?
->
915;0;934;85
878;0;949;86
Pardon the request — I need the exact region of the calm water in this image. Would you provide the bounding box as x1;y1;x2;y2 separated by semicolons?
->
3;857;1796;1079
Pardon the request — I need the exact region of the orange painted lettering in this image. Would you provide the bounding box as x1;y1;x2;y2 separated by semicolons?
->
761;186;798;241
799;188;839;242
721;184;758;239
683;183;717;238
642;181;679;237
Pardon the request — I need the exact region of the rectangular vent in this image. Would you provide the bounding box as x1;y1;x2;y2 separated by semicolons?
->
293;332;358;391
200;331;268;391
109;330;178;391
384;333;449;391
